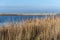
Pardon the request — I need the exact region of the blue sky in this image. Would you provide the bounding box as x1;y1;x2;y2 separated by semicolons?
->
0;0;60;13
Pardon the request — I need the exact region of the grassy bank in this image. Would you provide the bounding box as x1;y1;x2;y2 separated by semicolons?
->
0;16;60;40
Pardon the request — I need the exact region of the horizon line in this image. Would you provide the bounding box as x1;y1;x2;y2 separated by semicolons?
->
0;13;57;16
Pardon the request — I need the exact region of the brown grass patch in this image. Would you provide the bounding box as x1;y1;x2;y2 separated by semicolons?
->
0;16;60;40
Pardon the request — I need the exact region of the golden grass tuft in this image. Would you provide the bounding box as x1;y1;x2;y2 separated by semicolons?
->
0;16;60;40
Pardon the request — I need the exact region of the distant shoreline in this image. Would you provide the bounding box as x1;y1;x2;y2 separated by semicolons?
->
0;13;57;16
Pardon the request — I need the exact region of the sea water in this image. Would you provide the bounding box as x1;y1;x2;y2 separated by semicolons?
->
0;15;46;25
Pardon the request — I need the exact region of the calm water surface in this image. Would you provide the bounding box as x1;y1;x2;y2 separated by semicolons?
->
0;15;46;24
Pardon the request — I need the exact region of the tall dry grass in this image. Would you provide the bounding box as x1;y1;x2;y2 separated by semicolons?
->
0;16;60;40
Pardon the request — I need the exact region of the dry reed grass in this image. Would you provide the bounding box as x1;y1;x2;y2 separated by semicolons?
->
0;16;60;40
